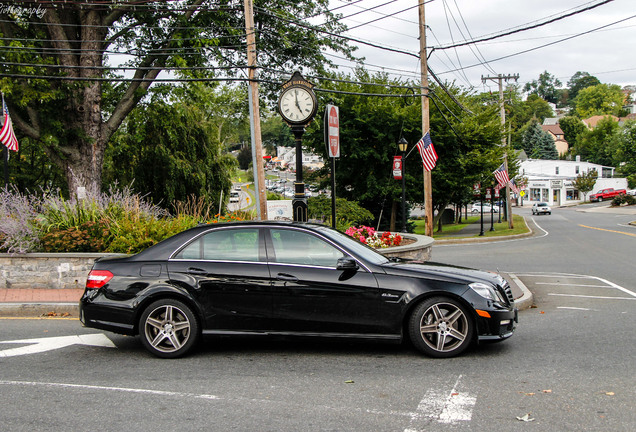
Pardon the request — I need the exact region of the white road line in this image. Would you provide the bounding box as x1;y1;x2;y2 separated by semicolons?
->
548;293;636;301
557;307;595;311
0;380;220;400
536;282;614;288
404;374;475;431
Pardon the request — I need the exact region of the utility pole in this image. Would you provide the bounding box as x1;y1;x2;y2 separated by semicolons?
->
243;0;267;220
481;73;519;229
418;1;433;237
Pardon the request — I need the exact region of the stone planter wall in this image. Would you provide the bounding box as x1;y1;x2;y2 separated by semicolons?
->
376;233;434;262
0;253;119;290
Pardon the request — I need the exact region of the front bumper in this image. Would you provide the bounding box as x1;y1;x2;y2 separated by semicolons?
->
477;307;518;342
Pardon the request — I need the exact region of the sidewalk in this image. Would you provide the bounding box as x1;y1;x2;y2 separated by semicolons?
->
0;288;83;317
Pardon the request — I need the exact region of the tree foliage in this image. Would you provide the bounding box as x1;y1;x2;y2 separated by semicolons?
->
567;71;600;107
575;117;621;166
302;70;504;231
575;83;625;118
572;169;598;201
523;71;562;105
103;86;236;209
520;121;557;159
0;0;355;195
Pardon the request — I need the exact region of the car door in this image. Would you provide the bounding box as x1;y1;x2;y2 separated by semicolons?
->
167;227;272;331
266;227;383;335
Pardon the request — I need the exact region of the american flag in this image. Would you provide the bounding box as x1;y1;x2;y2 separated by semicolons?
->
508;178;520;194
1;97;19;152
493;163;510;188
416;132;438;171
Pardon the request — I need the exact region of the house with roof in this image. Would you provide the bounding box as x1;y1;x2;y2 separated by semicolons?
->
517;156;626;206
540;124;569;156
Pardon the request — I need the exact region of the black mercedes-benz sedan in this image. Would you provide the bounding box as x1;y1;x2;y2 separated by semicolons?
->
80;222;517;358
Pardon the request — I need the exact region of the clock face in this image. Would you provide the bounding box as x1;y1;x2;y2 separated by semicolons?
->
279;86;316;124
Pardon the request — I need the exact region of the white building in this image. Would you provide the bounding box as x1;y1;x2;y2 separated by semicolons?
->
518;158;627;206
276;146;324;171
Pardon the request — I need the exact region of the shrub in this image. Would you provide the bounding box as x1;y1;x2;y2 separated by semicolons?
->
0;187;41;253
308;196;373;227
41;220;111;252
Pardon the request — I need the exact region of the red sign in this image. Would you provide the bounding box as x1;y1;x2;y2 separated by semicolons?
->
327;105;340;158
473;183;481;197
393;156;403;180
486;188;492;200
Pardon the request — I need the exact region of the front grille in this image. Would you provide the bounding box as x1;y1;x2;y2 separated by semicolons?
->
501;282;515;305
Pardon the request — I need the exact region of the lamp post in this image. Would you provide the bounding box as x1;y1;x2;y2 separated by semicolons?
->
398;138;408;232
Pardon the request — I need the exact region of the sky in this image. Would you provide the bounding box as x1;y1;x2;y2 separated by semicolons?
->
326;0;635;93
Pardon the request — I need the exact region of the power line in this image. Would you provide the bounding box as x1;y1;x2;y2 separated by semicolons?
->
432;0;616;50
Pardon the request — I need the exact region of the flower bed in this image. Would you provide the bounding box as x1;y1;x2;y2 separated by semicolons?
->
345;226;402;248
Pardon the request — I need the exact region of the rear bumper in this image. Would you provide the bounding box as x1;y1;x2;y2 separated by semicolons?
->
79;291;136;336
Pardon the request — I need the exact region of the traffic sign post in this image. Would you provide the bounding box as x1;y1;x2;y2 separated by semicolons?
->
325;103;340;228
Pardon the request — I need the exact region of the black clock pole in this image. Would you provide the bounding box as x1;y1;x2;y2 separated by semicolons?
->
292;125;308;222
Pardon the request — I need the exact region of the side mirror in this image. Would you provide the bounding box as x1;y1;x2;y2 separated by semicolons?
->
337;257;359;271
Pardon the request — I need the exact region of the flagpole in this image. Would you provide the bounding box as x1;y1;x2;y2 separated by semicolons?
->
1;92;7;188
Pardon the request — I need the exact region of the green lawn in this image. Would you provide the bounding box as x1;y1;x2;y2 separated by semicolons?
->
412;214;528;239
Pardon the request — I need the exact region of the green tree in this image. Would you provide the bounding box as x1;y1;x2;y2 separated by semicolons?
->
572;169;598;201
617;121;636;186
303;70;503;231
575;84;626;118
574;117;621;166
506;90;553;150
566;71;600;107
0;1;355;196
523;71;562;105
103;87;236;209
558;116;586;151
520;121;557;159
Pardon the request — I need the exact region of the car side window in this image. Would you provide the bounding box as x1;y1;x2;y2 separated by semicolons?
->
174;228;260;262
269;228;344;267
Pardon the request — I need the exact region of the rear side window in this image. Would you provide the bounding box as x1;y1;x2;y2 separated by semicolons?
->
174;228;260;262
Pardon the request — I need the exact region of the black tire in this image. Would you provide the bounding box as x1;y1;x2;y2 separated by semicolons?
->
408;297;475;358
139;299;199;358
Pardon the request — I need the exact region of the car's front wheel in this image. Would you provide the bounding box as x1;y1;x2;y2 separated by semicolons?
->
408;297;475;358
139;299;199;358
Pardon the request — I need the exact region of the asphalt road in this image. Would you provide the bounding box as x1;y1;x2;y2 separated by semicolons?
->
1;204;635;431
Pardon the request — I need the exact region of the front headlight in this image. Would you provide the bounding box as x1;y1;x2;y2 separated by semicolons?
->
469;282;499;301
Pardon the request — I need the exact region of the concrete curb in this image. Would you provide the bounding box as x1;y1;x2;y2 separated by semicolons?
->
0;302;79;318
507;273;534;310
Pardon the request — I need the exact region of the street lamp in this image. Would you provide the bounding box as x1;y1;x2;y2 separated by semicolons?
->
398;137;408;232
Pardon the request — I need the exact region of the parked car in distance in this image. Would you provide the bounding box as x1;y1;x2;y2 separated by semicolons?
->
471;203;500;213
80;222;517;359
626;189;636;196
589;188;627;202
531;202;551;215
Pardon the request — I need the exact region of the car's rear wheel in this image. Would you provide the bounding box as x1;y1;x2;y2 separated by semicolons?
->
139;299;199;358
408;297;474;358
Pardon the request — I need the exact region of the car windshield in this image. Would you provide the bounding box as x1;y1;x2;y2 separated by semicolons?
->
315;226;390;265
538;203;548;207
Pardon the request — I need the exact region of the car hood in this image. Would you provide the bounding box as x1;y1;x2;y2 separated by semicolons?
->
380;260;505;286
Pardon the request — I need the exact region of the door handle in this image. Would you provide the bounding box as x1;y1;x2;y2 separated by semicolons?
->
186;267;207;275
277;273;298;282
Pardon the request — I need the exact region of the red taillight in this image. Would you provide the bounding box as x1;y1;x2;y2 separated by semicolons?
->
86;270;114;289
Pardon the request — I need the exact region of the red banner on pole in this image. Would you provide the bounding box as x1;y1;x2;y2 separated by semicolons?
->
393;156;403;180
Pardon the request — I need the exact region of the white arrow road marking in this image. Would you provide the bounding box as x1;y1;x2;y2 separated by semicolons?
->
404;374;476;431
0;334;115;358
